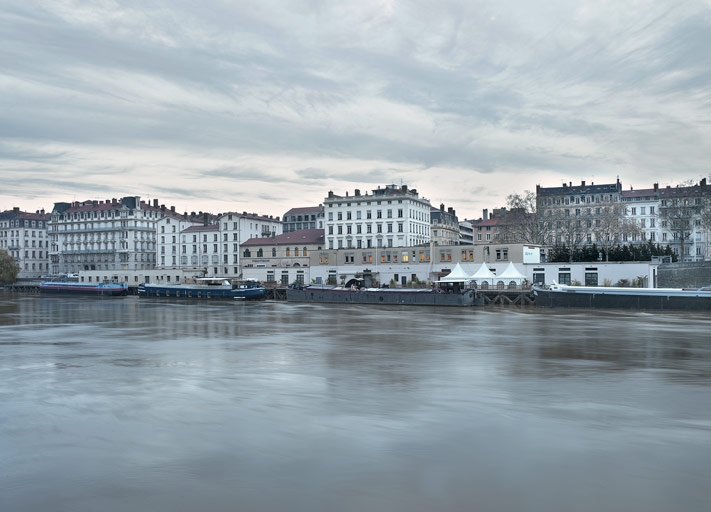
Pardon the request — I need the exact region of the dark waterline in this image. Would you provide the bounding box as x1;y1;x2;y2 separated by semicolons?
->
1;295;710;512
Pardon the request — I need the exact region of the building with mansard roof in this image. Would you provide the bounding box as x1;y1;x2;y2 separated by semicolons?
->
0;207;51;279
536;179;623;246
430;204;460;246
282;205;324;232
48;196;171;276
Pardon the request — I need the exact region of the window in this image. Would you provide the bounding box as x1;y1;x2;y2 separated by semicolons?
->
558;272;571;285
585;271;598;286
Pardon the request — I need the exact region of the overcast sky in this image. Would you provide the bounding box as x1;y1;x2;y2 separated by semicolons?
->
1;0;709;220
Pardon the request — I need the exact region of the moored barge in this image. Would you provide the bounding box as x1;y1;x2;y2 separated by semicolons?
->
138;278;265;300
286;284;481;306
39;281;129;296
532;283;711;311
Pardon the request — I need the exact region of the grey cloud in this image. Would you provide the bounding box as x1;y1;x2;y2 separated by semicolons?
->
1;0;709;216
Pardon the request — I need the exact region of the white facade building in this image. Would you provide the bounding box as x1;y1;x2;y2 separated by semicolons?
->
48;197;165;275
324;184;431;250
0;207;51;279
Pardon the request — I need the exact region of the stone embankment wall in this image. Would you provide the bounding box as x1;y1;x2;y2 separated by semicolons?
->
658;262;711;288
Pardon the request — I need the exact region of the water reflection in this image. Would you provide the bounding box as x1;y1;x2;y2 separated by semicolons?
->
1;296;710;511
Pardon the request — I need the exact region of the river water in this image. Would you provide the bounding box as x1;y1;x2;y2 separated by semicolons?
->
1;295;710;512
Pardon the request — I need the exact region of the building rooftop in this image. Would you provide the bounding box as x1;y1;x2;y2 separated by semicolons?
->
536;179;621;196
242;229;324;246
283;206;322;216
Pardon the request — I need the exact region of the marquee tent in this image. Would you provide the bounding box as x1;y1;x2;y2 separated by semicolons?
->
497;262;527;286
436;262;472;283
470;263;496;285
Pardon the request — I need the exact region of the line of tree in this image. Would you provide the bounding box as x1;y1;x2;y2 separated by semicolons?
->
547;242;677;263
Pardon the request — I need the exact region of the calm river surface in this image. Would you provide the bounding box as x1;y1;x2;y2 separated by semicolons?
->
1;295;710;511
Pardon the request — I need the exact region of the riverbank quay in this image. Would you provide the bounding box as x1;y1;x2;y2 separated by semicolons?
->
3;283;536;305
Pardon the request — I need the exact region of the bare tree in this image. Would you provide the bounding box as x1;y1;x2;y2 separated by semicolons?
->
505;190;548;245
592;204;646;260
700;196;711;231
659;197;697;261
553;211;588;262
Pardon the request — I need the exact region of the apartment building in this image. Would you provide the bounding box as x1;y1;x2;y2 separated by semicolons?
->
0;207;51;279
658;179;710;261
621;185;660;244
536;180;623;246
430;204;460;246
164;211;283;279
324;184;431;250
48;197;166;275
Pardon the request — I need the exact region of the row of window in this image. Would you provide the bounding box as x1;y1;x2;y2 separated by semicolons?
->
242;247;309;258
328;208;408;221
541;195;619;206
0;221;47;229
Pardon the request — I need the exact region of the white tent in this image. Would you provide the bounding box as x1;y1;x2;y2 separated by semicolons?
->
470;263;496;286
436;262;472;283
497;262;527;286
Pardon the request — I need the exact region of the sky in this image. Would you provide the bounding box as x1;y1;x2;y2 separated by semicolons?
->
1;1;710;220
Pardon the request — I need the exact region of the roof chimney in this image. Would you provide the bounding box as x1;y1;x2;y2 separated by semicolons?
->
483;209;489;220
154;199;158;207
